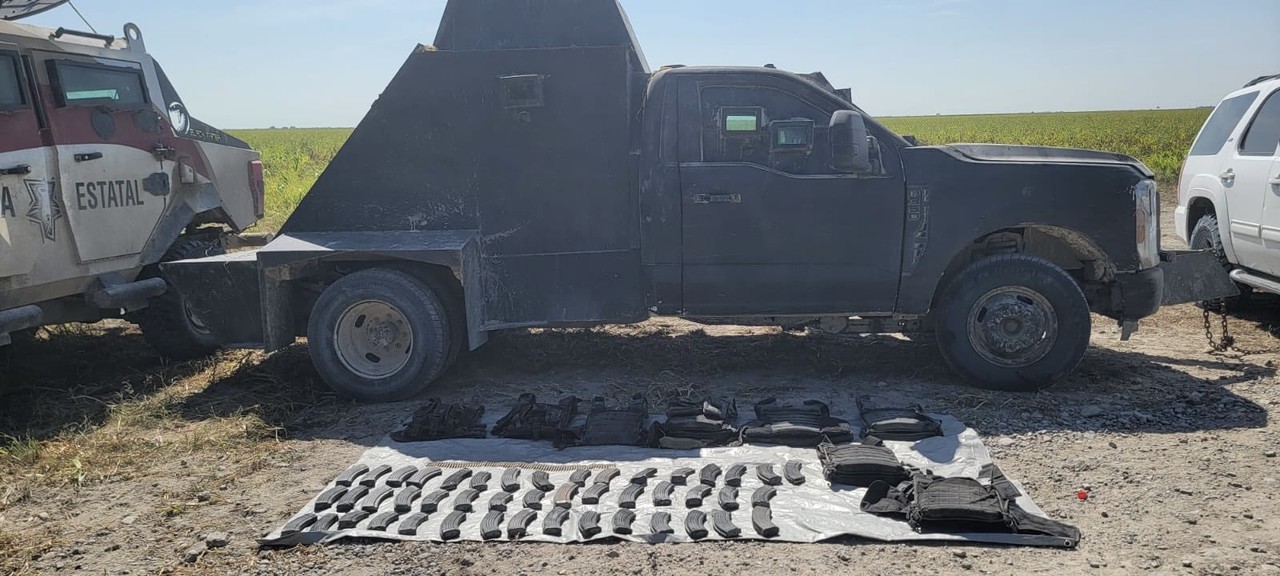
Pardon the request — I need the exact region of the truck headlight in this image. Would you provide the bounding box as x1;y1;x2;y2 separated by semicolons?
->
1135;179;1159;269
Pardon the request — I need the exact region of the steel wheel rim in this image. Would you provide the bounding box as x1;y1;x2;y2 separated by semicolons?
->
966;286;1059;369
333;300;414;380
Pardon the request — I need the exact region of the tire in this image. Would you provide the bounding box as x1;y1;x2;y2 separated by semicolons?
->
136;237;224;361
1189;213;1251;310
935;254;1091;391
307;268;451;403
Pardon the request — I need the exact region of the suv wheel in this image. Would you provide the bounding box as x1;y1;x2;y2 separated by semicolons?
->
307;268;452;403
1189;213;1251;310
935;254;1091;391
137;237;224;360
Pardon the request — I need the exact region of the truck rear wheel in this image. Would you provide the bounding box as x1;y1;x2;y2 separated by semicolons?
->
137;237;224;361
307;268;451;403
1189;213;1251;310
935;254;1091;391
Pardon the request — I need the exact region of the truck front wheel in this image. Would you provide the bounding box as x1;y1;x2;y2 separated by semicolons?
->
307;268;451;403
137;237;224;361
935;254;1091;391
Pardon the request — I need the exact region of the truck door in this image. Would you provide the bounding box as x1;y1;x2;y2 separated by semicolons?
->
35;52;169;263
1238;88;1280;275
678;75;906;315
0;47;55;281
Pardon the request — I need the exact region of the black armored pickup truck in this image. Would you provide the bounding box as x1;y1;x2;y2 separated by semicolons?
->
166;0;1235;402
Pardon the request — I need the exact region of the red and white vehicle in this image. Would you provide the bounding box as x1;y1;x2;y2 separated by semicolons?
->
0;1;263;358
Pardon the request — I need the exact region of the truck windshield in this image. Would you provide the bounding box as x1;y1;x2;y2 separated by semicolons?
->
1190;91;1258;156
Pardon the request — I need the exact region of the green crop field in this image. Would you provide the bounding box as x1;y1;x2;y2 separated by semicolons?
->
230;108;1210;233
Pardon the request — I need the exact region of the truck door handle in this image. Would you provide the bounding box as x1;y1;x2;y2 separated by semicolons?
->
1219;168;1235;183
693;193;742;204
0;164;31;176
75;152;104;162
1270;174;1280;186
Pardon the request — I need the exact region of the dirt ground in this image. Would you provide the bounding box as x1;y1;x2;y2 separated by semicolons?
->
2;213;1279;576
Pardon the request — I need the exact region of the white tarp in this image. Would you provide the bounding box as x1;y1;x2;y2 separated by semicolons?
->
262;413;1077;548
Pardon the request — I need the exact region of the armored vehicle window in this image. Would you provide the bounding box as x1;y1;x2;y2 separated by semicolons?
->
0;54;22;109
702;85;834;175
1240;90;1280;157
1190;91;1258;156
50;61;147;107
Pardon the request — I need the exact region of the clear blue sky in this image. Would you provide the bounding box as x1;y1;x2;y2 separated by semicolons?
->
22;0;1280;129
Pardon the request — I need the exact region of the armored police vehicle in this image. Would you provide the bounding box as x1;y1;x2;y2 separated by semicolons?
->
166;0;1236;402
0;1;263;358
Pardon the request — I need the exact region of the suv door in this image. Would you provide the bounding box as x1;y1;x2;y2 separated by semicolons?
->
1229;87;1280;275
677;74;906;315
36;51;169;263
0;46;56;280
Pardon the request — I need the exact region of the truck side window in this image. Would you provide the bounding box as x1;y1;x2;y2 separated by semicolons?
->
48;61;148;108
702;85;834;175
0;54;23;110
1240;91;1280;157
1190;91;1258;156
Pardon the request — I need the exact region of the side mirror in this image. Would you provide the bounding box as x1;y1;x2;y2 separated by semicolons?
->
829;110;873;174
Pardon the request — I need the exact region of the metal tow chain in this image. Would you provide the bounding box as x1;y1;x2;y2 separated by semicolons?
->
1203;302;1235;353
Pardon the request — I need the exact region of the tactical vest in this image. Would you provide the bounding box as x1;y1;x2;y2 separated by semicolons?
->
739;398;855;447
391;399;487;442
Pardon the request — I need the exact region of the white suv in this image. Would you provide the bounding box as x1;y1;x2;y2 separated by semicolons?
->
1177;74;1280;303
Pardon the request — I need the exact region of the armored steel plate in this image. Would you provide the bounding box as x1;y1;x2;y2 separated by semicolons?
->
263;410;1074;547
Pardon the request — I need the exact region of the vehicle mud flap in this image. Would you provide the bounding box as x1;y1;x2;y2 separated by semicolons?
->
508;509;538;539
612;510;637;535
1160;250;1240;306
650;511;675;535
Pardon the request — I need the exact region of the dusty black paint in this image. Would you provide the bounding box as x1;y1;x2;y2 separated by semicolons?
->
183;0;1174;349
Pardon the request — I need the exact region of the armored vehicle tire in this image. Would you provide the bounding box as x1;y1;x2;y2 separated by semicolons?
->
307;268;451;403
137;238;225;360
935;254;1090;392
1189;214;1251;311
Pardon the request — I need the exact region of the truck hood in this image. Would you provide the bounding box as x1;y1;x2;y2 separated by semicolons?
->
939;143;1155;179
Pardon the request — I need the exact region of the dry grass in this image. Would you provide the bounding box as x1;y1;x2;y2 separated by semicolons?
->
0;527;59;576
